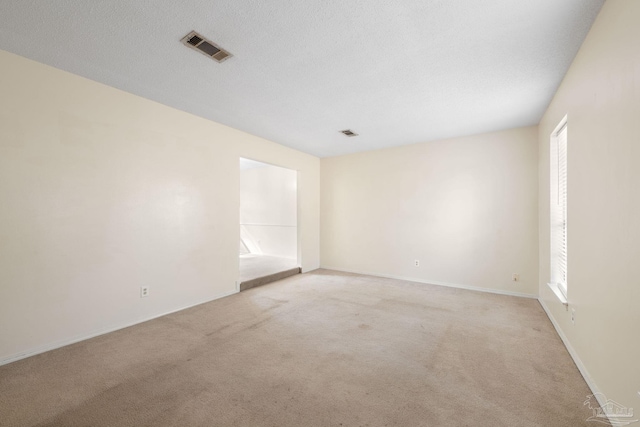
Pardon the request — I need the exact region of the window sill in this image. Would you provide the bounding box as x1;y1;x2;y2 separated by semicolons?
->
547;282;568;306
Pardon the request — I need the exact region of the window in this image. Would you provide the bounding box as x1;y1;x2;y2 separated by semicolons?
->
550;116;568;302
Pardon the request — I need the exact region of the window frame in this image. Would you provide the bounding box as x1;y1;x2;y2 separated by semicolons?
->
548;115;569;305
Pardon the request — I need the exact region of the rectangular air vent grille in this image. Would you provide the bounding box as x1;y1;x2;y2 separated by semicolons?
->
181;31;232;63
340;129;358;137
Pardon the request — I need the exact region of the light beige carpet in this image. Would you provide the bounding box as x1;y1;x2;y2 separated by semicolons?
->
0;269;595;427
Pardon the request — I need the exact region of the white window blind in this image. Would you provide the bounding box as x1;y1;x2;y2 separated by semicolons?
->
550;118;568;298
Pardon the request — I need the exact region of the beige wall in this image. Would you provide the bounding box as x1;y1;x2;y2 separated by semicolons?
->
321;126;539;296
538;0;640;410
3;2;638;411
240;163;297;258
0;49;320;364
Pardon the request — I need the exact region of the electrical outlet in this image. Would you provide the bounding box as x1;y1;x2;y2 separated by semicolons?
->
571;308;576;325
512;273;519;282
140;286;150;298
414;260;420;267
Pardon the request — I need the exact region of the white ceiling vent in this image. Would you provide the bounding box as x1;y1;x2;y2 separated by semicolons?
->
181;31;232;63
340;129;358;137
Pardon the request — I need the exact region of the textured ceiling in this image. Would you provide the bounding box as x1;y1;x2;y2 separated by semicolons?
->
0;0;604;157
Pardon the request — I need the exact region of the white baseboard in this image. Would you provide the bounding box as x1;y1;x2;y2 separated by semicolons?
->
0;288;239;367
537;297;607;410
320;266;538;299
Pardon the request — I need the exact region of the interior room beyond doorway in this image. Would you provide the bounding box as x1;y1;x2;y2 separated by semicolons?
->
239;158;299;290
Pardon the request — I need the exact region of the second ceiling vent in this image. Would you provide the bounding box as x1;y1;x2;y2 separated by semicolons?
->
181;31;232;63
340;129;358;137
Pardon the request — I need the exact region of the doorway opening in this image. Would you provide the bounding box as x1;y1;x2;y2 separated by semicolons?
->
239;158;300;291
